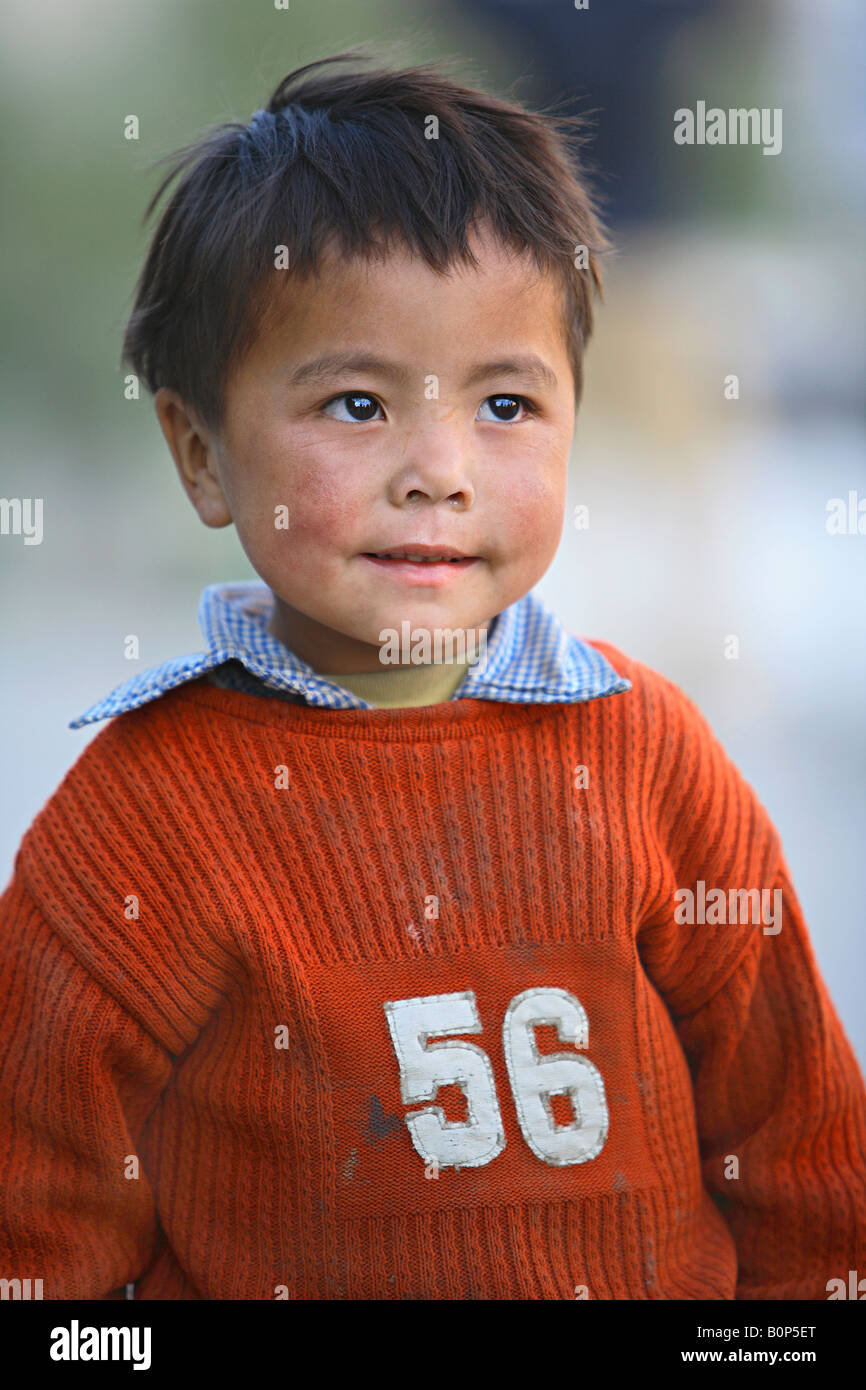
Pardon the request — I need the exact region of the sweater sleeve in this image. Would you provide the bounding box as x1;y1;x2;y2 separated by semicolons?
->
0;865;174;1299
673;857;866;1299
635;669;866;1300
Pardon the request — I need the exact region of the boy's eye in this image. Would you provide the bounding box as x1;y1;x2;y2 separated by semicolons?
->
322;392;383;422
321;392;533;423
477;394;532;422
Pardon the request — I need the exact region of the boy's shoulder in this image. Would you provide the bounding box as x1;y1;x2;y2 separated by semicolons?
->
66;579;276;730
15;688;200;886
575;634;775;830
8;692;239;1055
579;634;718;739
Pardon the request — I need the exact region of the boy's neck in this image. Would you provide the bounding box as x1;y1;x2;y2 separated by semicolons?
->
317;657;473;708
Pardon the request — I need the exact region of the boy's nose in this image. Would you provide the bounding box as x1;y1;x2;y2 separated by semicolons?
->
389;440;475;508
394;471;475;508
403;485;471;506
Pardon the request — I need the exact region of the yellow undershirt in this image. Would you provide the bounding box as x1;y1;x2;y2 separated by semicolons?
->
317;659;473;708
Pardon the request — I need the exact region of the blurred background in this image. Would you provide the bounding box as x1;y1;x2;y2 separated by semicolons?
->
1;0;864;1062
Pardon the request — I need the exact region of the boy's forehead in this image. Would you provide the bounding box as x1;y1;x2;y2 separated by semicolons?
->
247;232;569;371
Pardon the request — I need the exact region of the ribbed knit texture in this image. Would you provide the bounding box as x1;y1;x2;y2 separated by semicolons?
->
2;640;864;1300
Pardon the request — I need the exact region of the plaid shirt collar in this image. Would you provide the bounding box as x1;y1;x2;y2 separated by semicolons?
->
69;580;631;728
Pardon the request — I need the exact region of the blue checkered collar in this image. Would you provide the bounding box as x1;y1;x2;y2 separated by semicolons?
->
69;580;631;728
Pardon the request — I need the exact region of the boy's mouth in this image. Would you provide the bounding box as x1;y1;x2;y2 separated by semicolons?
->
360;546;480;585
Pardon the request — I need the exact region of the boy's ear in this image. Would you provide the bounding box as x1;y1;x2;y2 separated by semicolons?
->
153;387;233;528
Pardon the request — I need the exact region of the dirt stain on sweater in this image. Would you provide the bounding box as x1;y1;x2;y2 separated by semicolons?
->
365;1095;403;1145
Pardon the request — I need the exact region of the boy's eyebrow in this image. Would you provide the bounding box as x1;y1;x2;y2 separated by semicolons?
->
286;352;411;387
462;356;558;392
285;351;558;392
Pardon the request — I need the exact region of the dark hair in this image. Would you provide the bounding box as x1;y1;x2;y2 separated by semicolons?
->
122;49;612;434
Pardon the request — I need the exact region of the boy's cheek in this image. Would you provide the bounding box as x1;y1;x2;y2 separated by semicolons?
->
241;501;357;578
230;449;360;550
497;469;567;536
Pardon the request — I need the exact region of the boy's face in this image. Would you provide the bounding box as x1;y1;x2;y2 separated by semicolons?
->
156;225;577;673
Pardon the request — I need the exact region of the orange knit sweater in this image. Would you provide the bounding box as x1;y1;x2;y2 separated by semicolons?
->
1;642;864;1300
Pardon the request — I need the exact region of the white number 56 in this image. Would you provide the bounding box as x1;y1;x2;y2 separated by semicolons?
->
383;987;609;1169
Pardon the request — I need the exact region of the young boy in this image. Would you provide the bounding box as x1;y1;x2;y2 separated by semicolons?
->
1;52;864;1302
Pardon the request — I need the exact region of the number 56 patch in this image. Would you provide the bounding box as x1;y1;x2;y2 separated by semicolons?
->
303;939;667;1219
384;988;609;1169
